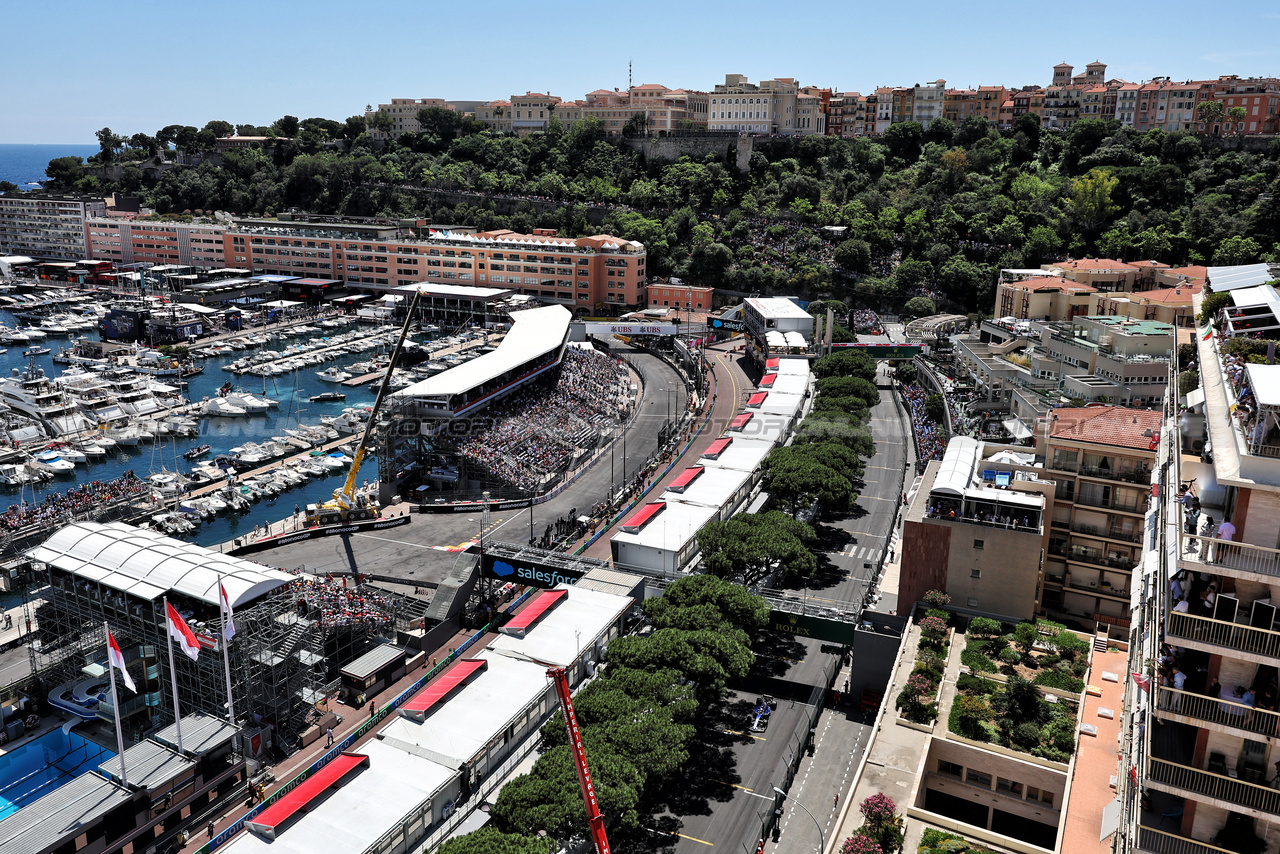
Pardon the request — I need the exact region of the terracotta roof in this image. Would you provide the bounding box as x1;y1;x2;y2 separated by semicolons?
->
1166;265;1208;284
1052;258;1141;273
1048;405;1162;450
1130;260;1170;269
1009;276;1096;293
632;83;668;90
1137;285;1200;304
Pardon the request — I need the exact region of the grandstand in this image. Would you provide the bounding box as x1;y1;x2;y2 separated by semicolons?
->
218;583;637;854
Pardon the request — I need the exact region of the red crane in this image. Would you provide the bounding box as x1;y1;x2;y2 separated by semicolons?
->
547;665;612;854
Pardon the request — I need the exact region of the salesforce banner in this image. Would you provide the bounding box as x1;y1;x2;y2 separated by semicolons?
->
480;552;585;589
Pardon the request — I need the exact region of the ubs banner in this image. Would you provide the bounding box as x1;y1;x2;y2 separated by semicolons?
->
584;323;678;336
480;552;585;589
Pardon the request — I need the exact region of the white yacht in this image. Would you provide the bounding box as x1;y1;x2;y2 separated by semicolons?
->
223;391;276;413
57;370;129;425
316;367;352;383
101;368;164;417
0;365;96;436
204;397;248;417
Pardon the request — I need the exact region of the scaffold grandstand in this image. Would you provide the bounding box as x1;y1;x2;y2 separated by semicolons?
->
25;522;423;747
383;304;632;498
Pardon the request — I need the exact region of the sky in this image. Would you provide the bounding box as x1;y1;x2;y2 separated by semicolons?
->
3;0;1280;144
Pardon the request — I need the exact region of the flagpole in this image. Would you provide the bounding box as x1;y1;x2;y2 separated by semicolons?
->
104;622;128;788
221;614;236;725
163;597;184;753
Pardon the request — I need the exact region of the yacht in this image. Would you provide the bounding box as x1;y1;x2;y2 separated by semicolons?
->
33;451;76;473
204;397;247;417
0;365;96;436
316;367;352;383
57;370;129;425
101;368;164;417
223;390;276;413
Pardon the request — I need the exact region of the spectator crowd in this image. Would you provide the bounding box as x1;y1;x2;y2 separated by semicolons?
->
287;568;399;628
443;347;630;492
0;471;146;532
902;382;947;462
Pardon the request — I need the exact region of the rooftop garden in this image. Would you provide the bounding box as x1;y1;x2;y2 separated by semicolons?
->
917;828;998;854
949;617;1087;763
894;591;952;726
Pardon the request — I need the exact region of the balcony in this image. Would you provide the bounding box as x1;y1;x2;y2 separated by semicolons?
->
1136;825;1239;854
1155;686;1280;740
1079;463;1152;485
1072;522;1142;544
1166;610;1280;662
1147;757;1280;817
1048;544;1135;571
1075;492;1149;514
1179;534;1280;582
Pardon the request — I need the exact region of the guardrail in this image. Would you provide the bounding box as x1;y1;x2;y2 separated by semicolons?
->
1180;534;1280;579
1166;610;1280;660
1136;825;1237;854
1147;756;1280;816
1155;685;1280;738
196;591;534;852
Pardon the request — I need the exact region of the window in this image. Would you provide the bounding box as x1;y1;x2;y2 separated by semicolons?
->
973;540;984;550
966;769;991;788
970;568;982;579
938;760;963;778
997;778;1023;797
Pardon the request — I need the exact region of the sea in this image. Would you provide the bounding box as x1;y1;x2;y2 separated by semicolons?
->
0;144;101;189
0;313;381;548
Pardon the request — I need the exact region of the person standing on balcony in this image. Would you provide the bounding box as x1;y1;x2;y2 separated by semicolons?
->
1174;596;1190;613
1216;519;1236;564
1170;667;1186;710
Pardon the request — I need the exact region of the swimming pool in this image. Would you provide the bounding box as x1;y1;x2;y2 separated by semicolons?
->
0;728;115;820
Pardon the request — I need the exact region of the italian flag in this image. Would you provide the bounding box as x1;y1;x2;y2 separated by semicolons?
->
166;602;201;662
107;629;137;694
1201;326;1213;341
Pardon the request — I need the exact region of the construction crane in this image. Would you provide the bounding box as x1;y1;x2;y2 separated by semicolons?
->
306;288;422;527
547;664;612;854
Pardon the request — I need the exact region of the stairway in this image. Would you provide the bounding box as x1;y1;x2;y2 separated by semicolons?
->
1094;629;1110;653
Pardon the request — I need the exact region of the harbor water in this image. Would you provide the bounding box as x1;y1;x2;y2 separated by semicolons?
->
0;311;381;548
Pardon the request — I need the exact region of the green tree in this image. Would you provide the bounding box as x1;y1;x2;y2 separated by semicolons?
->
1068;167;1119;234
924;393;946;425
417;106;463;141
644;574;770;634
44;156;85;187
438;828;549;854
606;628;755;700
273;115;300;137
697;511;817;584
762;446;858;514
202;120;234;138
1214;235;1260;266
95;127;123;162
834;238;873;274
1197;99;1224;134
813;348;877;382
903;296;936;319
816;375;880;408
883;122;924;163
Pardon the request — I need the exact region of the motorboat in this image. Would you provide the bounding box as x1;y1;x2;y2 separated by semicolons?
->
22;346;51;357
224;391;275;412
34;451;76;473
51;445;86;463
316;367;352;383
183;444;212;460
75;442;107;458
204;397;248;417
310;391;346;402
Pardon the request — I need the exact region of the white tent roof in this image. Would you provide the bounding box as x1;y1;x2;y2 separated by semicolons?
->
932;436;981;497
488;585;633;667
1207;263;1275;292
784;331;808;347
260;299;302;308
1246;364;1280;407
27;522;293;606
394;304;570;399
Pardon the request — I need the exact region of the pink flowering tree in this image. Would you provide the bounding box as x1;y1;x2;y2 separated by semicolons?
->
857;793;904;854
840;834;883;854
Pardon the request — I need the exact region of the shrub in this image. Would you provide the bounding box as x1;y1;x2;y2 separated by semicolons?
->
956;674;999;695
961;648;997;673
968;616;1002;636
842;834;884;854
951;695;993;740
1042;716;1077;754
998;647;1022;667
860;793;899;825
1033;670;1085;693
1031;745;1071;764
918;615;948;645
1012;622;1040;655
1012;721;1042;749
1053;630;1091;661
923;589;951;609
926;608;950;624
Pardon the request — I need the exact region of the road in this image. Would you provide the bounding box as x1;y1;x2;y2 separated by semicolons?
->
670;354;912;853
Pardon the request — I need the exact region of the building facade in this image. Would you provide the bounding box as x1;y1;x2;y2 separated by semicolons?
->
86;218;228;268
707;74;824;135
0;193;106;260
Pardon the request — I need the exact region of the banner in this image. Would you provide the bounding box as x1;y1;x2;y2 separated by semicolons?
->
584;323;677;336
480;552;585;589
830;344;922;360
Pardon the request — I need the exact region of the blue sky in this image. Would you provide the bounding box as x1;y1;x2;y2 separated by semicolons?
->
3;0;1279;144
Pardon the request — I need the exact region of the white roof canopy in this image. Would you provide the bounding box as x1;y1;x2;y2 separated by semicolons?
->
1207;264;1275;292
1246;364;1280;407
932;436;981;497
27;522;293;606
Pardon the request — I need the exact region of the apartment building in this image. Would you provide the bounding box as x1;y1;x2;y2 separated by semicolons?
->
1044;61;1108;129
1118;283;1280;854
581;85;708;135
0;193;106;261
912;80;946;129
365;98;452;138
708;74;823;135
1031;316;1174;407
648;282;713;311
1208;75;1280;134
1090;285;1201;328
827;92;868;137
873;87;894;134
995;273;1097;321
901;436;1053;619
509;92;562;135
1037;406;1158;637
221;219;646;312
474;101;512;133
1011;87;1046;125
86;218;227;268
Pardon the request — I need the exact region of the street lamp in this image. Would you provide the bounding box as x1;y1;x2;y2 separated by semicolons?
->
773;787;824;853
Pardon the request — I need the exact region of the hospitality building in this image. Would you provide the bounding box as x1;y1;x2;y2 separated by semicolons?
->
86;217;228;268
1029;316;1174;407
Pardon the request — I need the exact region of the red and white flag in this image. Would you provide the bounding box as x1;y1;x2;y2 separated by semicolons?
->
1132;672;1151;692
219;583;236;641
166;602;200;661
107;629;137;694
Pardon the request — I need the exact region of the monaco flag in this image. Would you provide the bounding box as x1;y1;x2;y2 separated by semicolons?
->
107;629;137;694
166;602;201;661
219;583;236;641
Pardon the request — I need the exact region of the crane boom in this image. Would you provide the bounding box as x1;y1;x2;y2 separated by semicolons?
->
325;286;419;517
548;665;611;854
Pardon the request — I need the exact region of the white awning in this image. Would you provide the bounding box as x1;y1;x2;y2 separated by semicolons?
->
1002;417;1033;440
932;436;980;496
1245;363;1280;407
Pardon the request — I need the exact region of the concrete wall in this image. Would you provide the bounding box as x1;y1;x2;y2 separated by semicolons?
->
942;522;1043;622
901;518;951;610
923;738;1067;828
